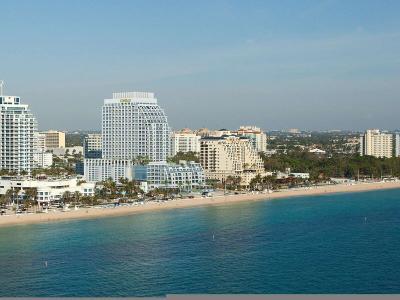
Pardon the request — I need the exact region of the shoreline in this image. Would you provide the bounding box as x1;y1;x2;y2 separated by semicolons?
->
1;181;400;228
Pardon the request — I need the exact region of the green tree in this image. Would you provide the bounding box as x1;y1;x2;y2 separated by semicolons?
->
24;188;38;212
132;156;151;165
62;191;72;205
225;176;242;190
73;191;81;205
102;178;117;198
167;151;199;164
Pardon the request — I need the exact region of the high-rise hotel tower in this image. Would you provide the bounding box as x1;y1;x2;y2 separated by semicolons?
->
102;92;170;161
0;95;37;174
85;92;171;182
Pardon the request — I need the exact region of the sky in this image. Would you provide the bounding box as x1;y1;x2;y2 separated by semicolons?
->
1;0;400;131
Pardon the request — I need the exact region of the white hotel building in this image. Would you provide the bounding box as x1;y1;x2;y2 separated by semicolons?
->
85;92;172;183
102;92;170;161
0;95;37;174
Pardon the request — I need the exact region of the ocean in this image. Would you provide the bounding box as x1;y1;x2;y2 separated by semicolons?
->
0;189;400;296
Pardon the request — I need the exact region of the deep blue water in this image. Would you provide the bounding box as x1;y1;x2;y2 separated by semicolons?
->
1;189;400;296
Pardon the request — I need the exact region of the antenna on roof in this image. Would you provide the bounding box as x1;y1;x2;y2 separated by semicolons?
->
0;80;4;96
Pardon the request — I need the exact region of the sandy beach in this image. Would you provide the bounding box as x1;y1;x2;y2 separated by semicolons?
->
1;181;400;228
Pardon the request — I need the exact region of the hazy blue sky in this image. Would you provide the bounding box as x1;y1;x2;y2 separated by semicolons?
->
1;0;400;131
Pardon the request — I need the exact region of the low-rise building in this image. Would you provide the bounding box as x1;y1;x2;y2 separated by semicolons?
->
0;176;95;204
84;159;134;182
52;146;83;157
330;178;356;184
289;172;310;179
133;161;205;190
309;148;326;155
269;168;310;180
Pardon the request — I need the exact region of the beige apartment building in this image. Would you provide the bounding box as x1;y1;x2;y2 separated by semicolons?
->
41;130;66;149
359;129;393;158
200;135;264;186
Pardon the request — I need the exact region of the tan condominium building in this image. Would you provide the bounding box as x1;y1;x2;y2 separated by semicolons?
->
359;129;393;158
200;135;264;186
41;130;66;149
170;129;201;156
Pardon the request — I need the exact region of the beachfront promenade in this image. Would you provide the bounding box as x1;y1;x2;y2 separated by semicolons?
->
1;181;400;228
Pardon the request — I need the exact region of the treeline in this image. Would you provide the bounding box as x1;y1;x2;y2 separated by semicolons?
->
260;151;400;180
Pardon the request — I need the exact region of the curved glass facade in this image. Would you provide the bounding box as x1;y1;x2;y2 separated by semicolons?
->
102;92;170;162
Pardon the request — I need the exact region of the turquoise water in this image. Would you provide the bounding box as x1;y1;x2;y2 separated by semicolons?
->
0;189;400;296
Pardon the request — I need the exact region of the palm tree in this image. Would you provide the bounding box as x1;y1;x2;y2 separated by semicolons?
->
103;178;117;198
126;180;139;197
249;174;262;191
225;176;241;190
186;179;192;193
24;188;38;212
62;191;72;206
73;191;81;206
5;189;14;206
0;194;7;208
262;175;276;191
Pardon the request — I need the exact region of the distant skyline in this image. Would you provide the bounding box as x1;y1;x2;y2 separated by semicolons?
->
1;0;400;131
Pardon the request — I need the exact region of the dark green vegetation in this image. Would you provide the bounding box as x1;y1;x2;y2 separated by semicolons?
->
267;131;359;154
66;133;86;147
167;151;199;164
260;151;400;180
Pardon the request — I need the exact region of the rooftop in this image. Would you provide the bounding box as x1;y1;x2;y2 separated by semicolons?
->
104;92;157;105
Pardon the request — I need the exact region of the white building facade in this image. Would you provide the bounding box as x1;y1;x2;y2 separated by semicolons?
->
33;150;53;168
84;159;134;183
134;161;205;190
102;92;171;161
35;133;46;151
0;95;37;174
170;130;201;156
84;92;172;183
0;176;95;204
